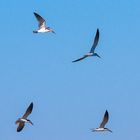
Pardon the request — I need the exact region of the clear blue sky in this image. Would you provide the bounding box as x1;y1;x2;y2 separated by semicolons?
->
0;0;140;140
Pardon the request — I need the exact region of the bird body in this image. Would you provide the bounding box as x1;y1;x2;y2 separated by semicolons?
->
91;128;112;132
33;12;55;34
16;118;28;123
16;118;33;124
33;27;53;33
86;53;94;56
15;102;33;132
92;128;107;132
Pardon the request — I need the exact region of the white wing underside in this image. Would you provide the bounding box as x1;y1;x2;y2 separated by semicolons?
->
39;22;46;30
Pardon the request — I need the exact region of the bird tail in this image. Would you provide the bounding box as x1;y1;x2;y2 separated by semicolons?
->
95;53;101;58
51;30;56;34
106;128;112;133
29;120;33;125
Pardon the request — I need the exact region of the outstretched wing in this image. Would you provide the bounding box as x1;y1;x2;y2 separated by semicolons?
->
34;12;46;29
72;55;88;62
17;122;25;132
99;110;109;128
22;102;33;119
90;29;99;53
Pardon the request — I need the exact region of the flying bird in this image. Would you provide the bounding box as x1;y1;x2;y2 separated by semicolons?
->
33;12;55;34
91;110;112;132
72;29;100;62
15;102;33;132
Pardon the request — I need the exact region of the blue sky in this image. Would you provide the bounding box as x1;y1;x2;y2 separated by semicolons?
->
0;0;140;140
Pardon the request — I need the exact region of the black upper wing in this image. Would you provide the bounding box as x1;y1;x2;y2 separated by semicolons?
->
22;102;33;119
90;29;99;53
34;12;46;28
99;110;109;128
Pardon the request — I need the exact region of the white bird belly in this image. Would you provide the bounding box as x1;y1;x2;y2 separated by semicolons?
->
38;28;49;33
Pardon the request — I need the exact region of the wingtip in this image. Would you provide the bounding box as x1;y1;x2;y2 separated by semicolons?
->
72;60;78;63
105;110;109;117
29;102;33;109
33;12;40;17
17;127;22;132
33;12;37;15
105;110;108;113
97;28;99;35
30;102;33;106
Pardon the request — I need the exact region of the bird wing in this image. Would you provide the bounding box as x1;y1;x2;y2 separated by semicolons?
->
90;29;99;53
34;12;46;29
99;110;109;128
22;102;33;119
72;55;88;62
17;122;25;132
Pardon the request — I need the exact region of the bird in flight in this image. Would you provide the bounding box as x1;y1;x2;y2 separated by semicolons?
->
91;110;112;132
72;29;100;62
33;12;55;34
15;102;33;132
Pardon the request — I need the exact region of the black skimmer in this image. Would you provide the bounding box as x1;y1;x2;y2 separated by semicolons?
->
15;102;33;132
91;110;112;132
72;29;100;62
33;12;55;34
